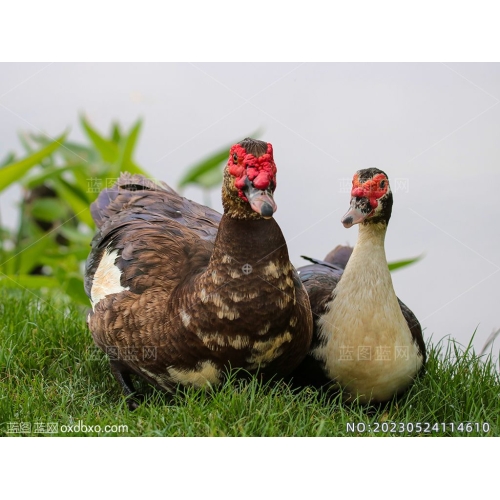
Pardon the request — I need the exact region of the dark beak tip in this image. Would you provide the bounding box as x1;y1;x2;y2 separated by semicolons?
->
260;203;274;218
342;216;353;228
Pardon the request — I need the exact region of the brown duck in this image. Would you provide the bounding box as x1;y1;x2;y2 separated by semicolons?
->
84;138;313;408
291;168;426;403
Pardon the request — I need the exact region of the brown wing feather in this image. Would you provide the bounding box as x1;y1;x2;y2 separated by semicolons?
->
85;173;220;297
90;173;220;240
289;264;341;386
398;298;426;362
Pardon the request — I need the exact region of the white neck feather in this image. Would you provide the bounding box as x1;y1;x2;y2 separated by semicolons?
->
315;221;422;402
321;221;403;341
340;222;390;291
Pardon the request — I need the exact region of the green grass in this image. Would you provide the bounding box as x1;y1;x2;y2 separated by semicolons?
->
0;288;498;437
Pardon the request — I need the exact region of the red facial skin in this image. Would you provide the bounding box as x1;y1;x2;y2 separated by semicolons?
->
228;143;277;202
351;173;388;210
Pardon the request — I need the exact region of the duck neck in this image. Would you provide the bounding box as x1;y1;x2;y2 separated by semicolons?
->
318;220;405;348
184;214;296;334
348;221;387;269
208;214;289;269
335;221;392;296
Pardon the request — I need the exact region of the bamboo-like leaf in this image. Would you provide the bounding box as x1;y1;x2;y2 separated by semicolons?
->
22;163;88;190
58;226;93;246
120;119;144;173
178;131;262;188
72;168;98;202
51;178;94;228
388;255;422;272
80;116;119;163
0;152;16;168
111;122;122;144
64;274;90;305
39;250;87;268
29;134;96;164
16;236;56;275
125;160;149;175
18;132;34;154
178;147;230;188
30;198;68;222
195;166;224;188
0;133;66;192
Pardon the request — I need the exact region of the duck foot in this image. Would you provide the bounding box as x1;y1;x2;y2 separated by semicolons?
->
110;360;144;411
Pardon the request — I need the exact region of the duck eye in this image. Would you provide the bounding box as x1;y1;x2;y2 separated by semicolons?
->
380;180;385;188
232;153;238;163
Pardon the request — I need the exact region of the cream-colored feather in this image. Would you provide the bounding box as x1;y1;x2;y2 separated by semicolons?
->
313;222;423;403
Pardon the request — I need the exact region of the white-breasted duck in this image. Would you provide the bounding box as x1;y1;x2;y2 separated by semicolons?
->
84;138;313;409
292;168;426;403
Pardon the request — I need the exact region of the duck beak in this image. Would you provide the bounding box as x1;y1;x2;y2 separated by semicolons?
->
341;197;371;228
244;184;277;218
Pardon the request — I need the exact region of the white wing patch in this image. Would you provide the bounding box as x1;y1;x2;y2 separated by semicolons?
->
90;248;129;310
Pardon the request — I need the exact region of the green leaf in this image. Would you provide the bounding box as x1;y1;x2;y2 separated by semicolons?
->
0;152;16;167
388;255;422;272
80;116;119;164
22;163;88;190
60;141;100;164
16;235;56;275
111;122;122;144
30;134;99;164
178;130;262;188
119;119;147;175
51;178;94;228
18;132;34;154
178;146;231;188
30;198;68;222
71;167;99;202
58;225;93;246
0;133;66;192
195;166;224;188
64;274;90;305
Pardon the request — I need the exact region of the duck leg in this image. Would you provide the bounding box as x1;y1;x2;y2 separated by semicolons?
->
110;360;143;411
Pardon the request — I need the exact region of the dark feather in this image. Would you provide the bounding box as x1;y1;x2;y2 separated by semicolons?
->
85;172;313;402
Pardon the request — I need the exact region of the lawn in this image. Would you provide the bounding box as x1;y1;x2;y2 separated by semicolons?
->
0;288;498;437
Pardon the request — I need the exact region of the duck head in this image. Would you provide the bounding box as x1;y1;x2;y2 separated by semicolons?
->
341;168;393;228
222;138;277;219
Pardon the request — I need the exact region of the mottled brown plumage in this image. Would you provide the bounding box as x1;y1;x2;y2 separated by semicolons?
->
85;139;313;408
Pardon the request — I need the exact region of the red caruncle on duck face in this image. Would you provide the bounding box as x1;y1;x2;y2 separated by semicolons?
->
229;143;277;199
351;172;389;210
341;170;391;228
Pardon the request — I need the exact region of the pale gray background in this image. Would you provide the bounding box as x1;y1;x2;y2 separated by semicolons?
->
1;63;499;352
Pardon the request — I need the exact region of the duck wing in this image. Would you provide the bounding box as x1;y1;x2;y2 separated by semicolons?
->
90;173;221;239
84;173;221;300
397;298;426;362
